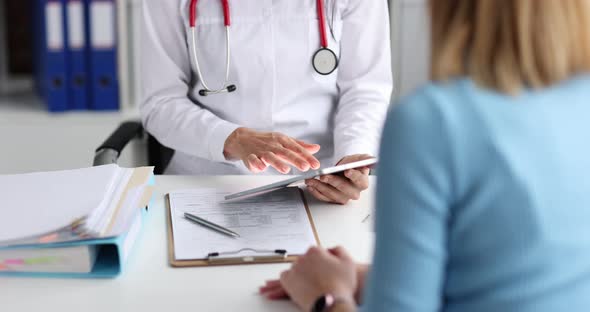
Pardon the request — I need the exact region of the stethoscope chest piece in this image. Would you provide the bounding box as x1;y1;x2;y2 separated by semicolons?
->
312;48;338;75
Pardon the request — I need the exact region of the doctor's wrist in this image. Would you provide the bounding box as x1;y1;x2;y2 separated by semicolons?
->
223;127;248;160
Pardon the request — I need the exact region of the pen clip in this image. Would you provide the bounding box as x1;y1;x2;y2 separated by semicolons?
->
207;248;288;263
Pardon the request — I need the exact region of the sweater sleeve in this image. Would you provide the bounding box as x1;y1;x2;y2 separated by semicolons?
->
362;90;454;311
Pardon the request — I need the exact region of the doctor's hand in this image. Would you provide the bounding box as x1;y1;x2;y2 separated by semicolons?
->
305;154;373;205
223;128;321;174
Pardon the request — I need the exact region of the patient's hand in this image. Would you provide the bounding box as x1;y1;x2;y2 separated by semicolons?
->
260;247;368;310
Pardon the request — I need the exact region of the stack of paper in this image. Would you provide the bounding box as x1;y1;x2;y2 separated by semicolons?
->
0;165;154;276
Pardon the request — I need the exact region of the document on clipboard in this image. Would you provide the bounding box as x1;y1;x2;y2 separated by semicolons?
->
166;187;320;267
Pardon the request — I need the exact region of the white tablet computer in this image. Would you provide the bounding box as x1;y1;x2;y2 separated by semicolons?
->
223;158;378;202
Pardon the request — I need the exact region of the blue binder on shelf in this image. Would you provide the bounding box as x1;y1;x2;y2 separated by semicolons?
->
34;0;70;112
65;0;89;110
85;0;120;111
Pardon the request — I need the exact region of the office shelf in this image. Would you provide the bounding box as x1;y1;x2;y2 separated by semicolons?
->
0;92;146;175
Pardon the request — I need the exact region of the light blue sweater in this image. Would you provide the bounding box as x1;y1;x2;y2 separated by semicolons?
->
363;77;590;312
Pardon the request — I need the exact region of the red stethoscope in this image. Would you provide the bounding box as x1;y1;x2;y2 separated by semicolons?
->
188;0;339;96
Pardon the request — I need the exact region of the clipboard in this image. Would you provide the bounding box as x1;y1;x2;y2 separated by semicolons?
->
166;187;321;267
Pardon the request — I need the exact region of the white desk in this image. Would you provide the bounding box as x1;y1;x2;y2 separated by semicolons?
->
0;176;376;312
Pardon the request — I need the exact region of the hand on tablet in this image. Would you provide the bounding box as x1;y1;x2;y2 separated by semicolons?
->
305;154;373;205
223;128;321;174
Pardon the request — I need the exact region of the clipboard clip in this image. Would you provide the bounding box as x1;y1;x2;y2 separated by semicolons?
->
207;248;288;263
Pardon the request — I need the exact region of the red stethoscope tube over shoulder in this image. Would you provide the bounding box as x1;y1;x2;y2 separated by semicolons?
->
190;0;231;27
189;0;235;96
188;0;338;96
316;0;329;49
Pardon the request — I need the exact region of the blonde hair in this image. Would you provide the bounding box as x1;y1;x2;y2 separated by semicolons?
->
430;0;590;93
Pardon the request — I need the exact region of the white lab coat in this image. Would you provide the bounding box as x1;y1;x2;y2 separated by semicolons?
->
140;0;393;175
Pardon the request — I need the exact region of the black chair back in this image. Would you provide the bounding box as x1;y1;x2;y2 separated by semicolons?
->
148;135;174;175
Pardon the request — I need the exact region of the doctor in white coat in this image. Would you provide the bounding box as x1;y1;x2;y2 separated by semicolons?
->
141;0;392;204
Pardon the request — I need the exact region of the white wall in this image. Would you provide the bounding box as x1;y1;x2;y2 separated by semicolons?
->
115;0;145;110
390;0;430;100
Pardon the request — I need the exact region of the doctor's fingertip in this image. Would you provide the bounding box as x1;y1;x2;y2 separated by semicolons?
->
296;162;310;172
304;157;320;169
308;145;321;153
296;140;321;152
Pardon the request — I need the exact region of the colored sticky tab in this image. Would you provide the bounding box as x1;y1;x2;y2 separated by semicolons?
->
5;259;25;265
39;233;59;243
24;257;58;265
0;263;8;270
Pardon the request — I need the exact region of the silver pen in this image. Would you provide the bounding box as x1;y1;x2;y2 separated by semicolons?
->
184;212;240;238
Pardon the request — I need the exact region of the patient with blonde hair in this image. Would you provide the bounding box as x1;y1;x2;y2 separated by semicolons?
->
260;0;590;311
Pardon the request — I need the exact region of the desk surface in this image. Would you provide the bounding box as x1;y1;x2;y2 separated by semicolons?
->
0;176;375;312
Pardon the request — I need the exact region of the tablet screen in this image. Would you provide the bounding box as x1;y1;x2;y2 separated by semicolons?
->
223;158;377;202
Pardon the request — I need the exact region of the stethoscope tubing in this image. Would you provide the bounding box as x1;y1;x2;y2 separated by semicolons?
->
316;0;329;49
191;26;232;94
190;0;230;27
188;0;337;96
